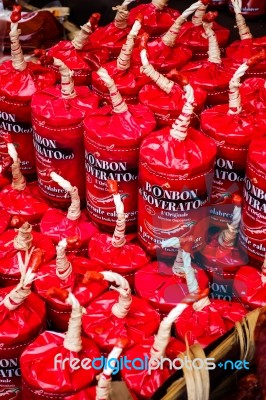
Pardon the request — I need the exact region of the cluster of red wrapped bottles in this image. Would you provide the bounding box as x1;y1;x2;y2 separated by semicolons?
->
0;0;266;399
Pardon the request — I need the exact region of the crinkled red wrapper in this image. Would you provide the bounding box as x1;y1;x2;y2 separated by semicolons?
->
91;62;150;104
226;38;266;77
0;289;46;347
139;82;207;128
181;60;235;105
0;182;49;226
20;331;101;394
0;209;10;235
135;261;209;314
82;291;160;353
174;299;247;348
140;126;217;176
0;229;55;287
40;209;99;254
31;86;100;127
88;233;150;274
87;23;131;59
201;105;266;146
132;40;192;74
128;5;180;38
234;266;266;309
177;22;230;58
48;41;110;86
239;78;266;112
64;387;96;400
0;173;11;190
84;104;156;147
34;257;108;331
121;337;186;400
0;61;56;102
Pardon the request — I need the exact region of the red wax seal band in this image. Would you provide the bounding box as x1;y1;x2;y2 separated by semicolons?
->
231;0;252;40
107;180;119;195
162;0;206;47
247;49;266;66
11;215;26;228
71;13;101;50
47;286;69;301
29;248;45;273
97;67;128;113
202;10;218;22
10;6;27;72
117;17;142;71
83;271;104;284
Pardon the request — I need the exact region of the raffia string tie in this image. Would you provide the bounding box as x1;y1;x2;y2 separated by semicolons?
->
56;239;72;280
53;58;77;99
162;1;203;47
72;20;93;50
63;293;86;352
228;62;249;115
170;84;195;140
13;222;33;251
193;296;211;311
140;49;174;93
7;143;26;191
161;237;184;276
113;0;134;29
10;22;27;71
102;271;132;318
218;204;241;248
152;0;168;10
117;19;142;70
183;251;199;294
231;0;252;40
192;2;208;26
203;21;221;64
97;67;128;113
112;193;126;248
96;346;124;400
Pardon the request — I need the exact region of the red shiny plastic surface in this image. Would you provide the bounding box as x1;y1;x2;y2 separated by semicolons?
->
0;209;10;234
239;78;266;112
234;265;266;309
82;291;160;353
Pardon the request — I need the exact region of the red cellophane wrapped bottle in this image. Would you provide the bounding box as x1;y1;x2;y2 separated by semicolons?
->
0;222;55;287
0;142;49;229
234;253;266;310
239;137;266;267
0;6;56;181
176;0;230;60
88;180;150;289
32;55;100;209
138;82;217;259
196;196;248;302
88;0;136;60
84;67;156;231
40;172;99;256
174;254;247;348
181;12;235;106
48;13;109;87
135;241;209;316
121;290;206;400
139;48;206;128
0;249;46;400
33;238;108;332
82;271;160;353
226;1;266;77
128;0;180;40
91;15;150;105
21;289;101;400
64;339;128;400
200;52;266;228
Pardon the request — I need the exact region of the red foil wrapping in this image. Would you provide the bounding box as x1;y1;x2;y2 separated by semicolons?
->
0;181;49;228
40;209;99;256
177;21;230;60
31;86;100;208
134;261;209;315
234;263;266;310
0;62;56;180
121;337;186;400
174;299;247;348
0;229;55;287
82;291;160;353
226;37;266;78
0;289;46;399
34;258;108;332
139;79;206;128
20;332;101;399
84;103;156;231
128;3;180;39
200;105;266;228
239;137;266;266
88;233;149;289
138;127;217;258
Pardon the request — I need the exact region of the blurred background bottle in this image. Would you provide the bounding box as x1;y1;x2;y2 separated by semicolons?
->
228;0;266;18
0;0;7;57
209;0;228;9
